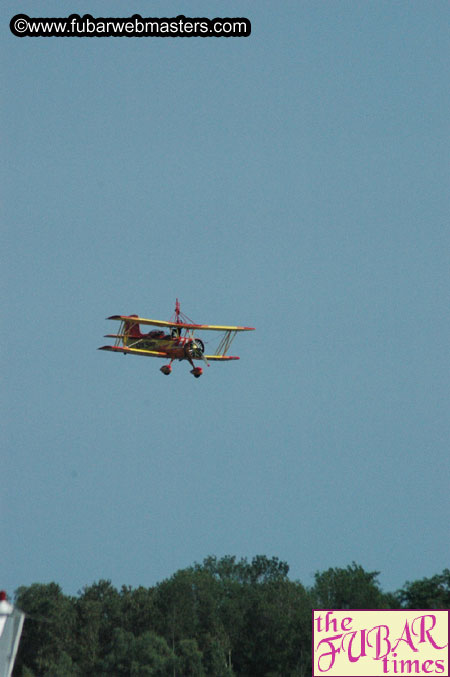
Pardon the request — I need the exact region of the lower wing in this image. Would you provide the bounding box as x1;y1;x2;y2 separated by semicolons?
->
98;345;167;358
98;346;239;361
202;355;239;361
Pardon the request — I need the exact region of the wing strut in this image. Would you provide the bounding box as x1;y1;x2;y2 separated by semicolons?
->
215;330;238;356
115;321;124;347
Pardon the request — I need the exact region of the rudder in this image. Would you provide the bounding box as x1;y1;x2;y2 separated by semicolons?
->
123;315;142;339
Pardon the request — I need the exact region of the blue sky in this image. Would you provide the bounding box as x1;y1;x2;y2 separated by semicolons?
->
2;0;449;598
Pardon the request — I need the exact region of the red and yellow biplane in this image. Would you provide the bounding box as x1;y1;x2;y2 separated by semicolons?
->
99;299;254;377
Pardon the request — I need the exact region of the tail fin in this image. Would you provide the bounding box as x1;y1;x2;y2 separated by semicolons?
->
123;315;142;338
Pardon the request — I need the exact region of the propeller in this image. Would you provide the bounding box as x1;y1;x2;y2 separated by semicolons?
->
191;339;209;367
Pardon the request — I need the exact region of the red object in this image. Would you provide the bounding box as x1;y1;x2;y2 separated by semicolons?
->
0;591;6;601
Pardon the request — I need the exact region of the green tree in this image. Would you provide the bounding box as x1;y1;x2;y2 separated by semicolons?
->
192;555;310;676
199;555;289;585
18;556;446;677
176;638;205;676
100;628;175;676
152;564;234;674
201;635;234;677
42;651;77;677
229;578;312;677
312;562;388;609
153;569;200;652
120;585;157;636
14;583;76;676
397;569;450;609
74;580;123;674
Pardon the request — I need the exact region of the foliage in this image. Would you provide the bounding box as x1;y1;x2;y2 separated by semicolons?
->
396;568;450;609
311;562;391;609
12;558;447;677
14;583;77;676
100;628;175;676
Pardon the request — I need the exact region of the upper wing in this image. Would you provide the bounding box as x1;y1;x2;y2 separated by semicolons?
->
108;315;254;332
98;345;167;358
183;323;254;332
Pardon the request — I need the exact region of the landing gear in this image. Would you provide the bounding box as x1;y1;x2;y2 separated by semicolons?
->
190;367;203;378
160;364;172;375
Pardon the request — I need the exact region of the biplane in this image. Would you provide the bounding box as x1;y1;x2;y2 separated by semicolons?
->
98;299;254;377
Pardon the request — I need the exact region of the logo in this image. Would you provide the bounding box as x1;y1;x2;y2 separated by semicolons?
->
313;609;449;676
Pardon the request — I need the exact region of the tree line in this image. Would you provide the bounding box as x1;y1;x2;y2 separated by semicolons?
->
12;556;449;676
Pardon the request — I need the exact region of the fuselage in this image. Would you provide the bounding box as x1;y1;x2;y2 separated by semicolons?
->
124;330;203;361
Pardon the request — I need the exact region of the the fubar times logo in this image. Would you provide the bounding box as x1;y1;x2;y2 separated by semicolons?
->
313;610;449;676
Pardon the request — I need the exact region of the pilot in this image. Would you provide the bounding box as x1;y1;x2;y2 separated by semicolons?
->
148;330;165;339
